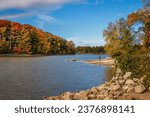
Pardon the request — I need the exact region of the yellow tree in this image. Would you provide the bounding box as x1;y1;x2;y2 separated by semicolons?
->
103;18;133;57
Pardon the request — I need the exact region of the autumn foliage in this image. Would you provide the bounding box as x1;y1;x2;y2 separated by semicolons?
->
0;20;76;54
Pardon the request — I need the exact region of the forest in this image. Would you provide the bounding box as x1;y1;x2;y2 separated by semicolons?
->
0;20;76;55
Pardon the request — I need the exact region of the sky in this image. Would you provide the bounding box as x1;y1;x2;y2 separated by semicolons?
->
0;0;143;46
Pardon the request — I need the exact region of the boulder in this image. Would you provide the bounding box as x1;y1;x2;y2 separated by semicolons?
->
88;94;96;99
123;72;132;79
116;68;122;77
118;80;125;85
103;90;109;97
126;87;135;93
113;91;123;97
122;85;129;92
90;87;98;94
73;93;81;99
96;94;104;99
108;94;114;99
96;85;104;91
79;91;88;98
135;85;146;94
111;84;120;91
125;79;135;85
61;92;71;100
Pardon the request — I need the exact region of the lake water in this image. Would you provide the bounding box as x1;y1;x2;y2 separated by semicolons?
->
0;54;112;100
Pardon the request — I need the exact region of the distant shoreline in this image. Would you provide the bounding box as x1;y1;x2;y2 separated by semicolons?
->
0;54;45;57
0;53;77;57
0;53;107;57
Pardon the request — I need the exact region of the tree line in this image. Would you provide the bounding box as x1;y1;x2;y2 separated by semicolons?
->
0;20;76;55
76;46;105;54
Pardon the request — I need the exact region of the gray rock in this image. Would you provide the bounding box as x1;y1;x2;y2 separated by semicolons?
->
111;85;120;91
61;92;71;100
79;91;88;95
73;93;81;99
135;85;146;94
108;94;114;99
126;87;135;93
118;80;125;85
96;85;104;91
133;78;139;82
112;77;117;80
113;91;123;97
122;93;129;99
117;68;122;74
96;94;104;99
125;79;135;85
88;94;96;99
122;85;129;91
103;90;109;97
116;68;122;76
123;72;132;79
79;91;88;99
90;87;98;93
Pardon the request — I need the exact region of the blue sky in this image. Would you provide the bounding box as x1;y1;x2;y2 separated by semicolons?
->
0;0;143;46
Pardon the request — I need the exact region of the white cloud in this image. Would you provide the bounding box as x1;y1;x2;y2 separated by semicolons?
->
0;12;40;19
67;36;80;41
0;0;82;9
35;15;56;29
37;15;56;22
67;36;104;46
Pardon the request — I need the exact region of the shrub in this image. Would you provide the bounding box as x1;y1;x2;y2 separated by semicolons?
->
116;54;150;78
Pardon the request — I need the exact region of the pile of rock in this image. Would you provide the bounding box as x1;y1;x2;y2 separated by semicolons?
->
45;71;149;100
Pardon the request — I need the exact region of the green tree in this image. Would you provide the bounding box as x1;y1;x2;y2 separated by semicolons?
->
103;18;133;57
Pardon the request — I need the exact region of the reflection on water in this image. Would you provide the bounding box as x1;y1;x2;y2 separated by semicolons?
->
0;54;112;100
104;67;114;81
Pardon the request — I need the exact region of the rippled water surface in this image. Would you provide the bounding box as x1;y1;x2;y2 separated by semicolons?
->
0;54;112;99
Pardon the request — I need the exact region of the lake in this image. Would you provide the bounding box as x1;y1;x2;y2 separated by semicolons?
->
0;54;112;100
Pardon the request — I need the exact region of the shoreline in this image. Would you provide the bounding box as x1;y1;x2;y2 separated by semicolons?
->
84;58;115;66
44;72;150;100
0;53;76;57
0;54;46;57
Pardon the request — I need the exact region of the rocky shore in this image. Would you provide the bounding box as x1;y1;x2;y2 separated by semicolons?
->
44;70;150;100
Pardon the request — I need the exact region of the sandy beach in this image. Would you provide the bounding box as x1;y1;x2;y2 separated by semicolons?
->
84;58;115;66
